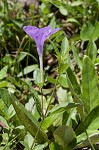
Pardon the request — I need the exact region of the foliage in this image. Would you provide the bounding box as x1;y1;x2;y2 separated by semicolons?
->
0;0;99;149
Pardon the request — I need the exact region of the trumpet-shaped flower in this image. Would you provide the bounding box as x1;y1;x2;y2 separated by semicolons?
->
23;25;60;84
23;25;60;56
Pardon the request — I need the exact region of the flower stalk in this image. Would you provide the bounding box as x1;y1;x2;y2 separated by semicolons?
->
39;54;44;84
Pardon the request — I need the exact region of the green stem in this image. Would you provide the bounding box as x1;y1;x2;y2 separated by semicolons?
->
31;73;59;149
82;121;95;150
44;76;59;117
30;54;44;149
85;129;95;150
39;54;44;84
40;87;44;120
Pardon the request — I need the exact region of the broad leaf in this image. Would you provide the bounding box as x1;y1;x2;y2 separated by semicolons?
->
80;21;99;41
53;125;76;148
82;56;99;113
0;66;8;80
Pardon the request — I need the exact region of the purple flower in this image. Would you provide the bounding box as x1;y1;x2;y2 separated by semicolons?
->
23;25;60;56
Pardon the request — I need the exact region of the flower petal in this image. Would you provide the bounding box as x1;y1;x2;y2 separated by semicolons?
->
35;25;52;55
23;25;60;56
23;26;39;40
50;28;60;36
41;27;60;44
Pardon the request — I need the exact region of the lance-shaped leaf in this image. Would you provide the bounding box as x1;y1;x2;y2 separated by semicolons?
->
66;67;83;118
86;40;97;62
0;66;8;80
0;88;11;107
82;56;99;114
66;67;81;95
10;93;49;143
75;104;99;136
74;133;99;149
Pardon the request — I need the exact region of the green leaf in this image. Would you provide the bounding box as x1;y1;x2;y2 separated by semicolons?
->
66;67;81;95
75;133;99;149
33;142;48;150
42;112;63;131
80;21;99;41
80;22;94;41
50;16;56;29
17;52;27;62
0;66;8;80
53;125;76;148
59;6;68;16
49;142;61;150
57;87;67;103
40;3;50;14
71;1;83;6
58;74;68;88
10;93;49;143
66;18;80;25
87;117;99;135
58;64;68;74
33;69;41;85
72;46;82;70
66;67;83;117
75;104;99;136
41;103;79;131
24;133;33;149
12;20;22;28
61;37;69;56
91;21;99;41
0;88;11;107
48;102;80;115
86;40;97;62
17;64;38;77
0;116;9;128
30;88;42;116
48;0;65;8
18;52;37;62
47;76;57;84
82;56;99;113
3;54;13;64
0;81;8;88
49;39;60;57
